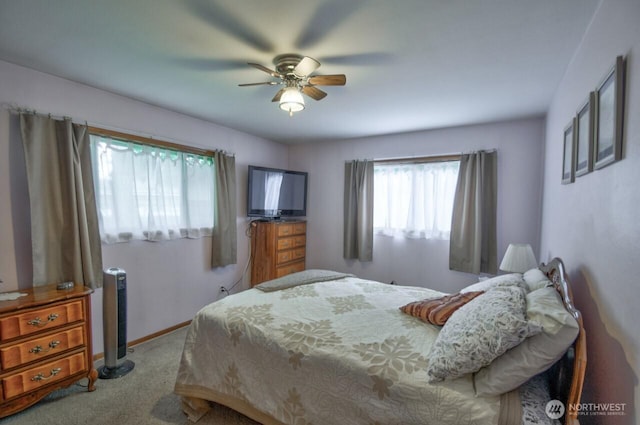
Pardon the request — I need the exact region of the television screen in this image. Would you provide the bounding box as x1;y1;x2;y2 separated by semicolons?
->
247;165;308;218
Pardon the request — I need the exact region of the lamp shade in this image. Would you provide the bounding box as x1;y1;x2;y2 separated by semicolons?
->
279;87;305;115
499;243;537;273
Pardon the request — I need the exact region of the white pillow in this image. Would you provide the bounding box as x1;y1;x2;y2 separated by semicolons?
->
473;286;579;396
426;286;541;382
523;268;552;292
460;273;528;293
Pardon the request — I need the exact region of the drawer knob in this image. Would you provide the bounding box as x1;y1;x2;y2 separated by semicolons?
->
31;367;62;382
27;313;59;327
29;340;61;354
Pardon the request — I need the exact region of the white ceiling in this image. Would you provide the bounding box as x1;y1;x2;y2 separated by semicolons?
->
0;0;600;144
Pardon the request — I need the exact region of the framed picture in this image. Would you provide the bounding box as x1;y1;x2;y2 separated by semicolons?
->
594;55;625;170
562;119;575;184
575;93;594;177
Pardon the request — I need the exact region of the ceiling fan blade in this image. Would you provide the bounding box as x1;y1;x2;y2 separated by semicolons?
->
238;81;279;87
308;74;346;86
174;57;249;71
248;63;282;78
271;89;285;102
185;0;272;52
320;52;394;66
301;86;327;101
295;0;365;49
293;56;321;77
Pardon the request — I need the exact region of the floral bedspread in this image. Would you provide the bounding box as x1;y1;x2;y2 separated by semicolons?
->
174;276;509;424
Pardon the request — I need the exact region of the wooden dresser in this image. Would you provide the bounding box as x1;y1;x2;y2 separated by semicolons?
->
0;283;97;418
250;220;306;286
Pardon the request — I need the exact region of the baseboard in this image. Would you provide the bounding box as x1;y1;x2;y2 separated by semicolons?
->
93;320;191;361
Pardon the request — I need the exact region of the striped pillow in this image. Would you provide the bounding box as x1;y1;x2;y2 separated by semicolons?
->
400;291;484;325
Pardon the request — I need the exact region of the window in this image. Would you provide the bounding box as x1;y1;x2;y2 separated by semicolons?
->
90;134;215;243
373;159;460;239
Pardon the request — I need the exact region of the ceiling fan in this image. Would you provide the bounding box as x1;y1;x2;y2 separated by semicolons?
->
239;54;346;116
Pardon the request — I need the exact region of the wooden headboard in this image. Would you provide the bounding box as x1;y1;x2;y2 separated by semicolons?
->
539;258;587;425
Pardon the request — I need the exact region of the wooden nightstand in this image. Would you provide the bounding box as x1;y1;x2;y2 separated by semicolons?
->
0;283;97;418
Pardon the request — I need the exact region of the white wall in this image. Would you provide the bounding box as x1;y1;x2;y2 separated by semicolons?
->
0;60;288;354
540;0;640;423
289;117;545;292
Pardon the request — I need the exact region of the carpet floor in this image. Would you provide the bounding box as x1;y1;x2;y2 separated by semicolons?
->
0;326;260;425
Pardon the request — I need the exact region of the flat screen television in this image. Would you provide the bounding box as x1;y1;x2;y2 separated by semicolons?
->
247;165;308;218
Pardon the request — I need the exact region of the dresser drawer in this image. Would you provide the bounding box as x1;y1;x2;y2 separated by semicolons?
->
276;224;294;236
292;222;306;235
0;326;85;371
276;247;306;265
275;260;305;278
277;236;306;251
2;352;86;400
276;222;306;237
277;237;294;250
293;235;306;248
291;247;305;261
277;250;293;265
0;301;84;342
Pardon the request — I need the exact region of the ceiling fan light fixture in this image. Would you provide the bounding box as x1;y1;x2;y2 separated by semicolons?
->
279;87;305;116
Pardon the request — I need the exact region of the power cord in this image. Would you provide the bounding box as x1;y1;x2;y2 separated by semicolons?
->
220;220;257;296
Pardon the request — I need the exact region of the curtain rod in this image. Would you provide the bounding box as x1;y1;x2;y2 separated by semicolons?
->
347;149;497;165
4;103;234;157
4;104;72;120
88;126;216;157
374;153;461;164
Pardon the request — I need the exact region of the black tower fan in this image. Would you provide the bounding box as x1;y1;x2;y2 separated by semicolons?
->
98;267;134;379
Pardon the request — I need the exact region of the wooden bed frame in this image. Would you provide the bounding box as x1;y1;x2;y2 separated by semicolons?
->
540;258;587;425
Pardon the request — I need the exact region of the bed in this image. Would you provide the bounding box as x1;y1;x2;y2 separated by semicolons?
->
174;258;586;425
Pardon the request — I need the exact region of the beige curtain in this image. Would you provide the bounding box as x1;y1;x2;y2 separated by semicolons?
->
20;113;103;288
211;151;237;268
449;151;498;274
343;160;374;261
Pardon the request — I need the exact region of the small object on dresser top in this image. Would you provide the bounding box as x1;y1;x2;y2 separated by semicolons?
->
56;281;74;290
0;292;28;301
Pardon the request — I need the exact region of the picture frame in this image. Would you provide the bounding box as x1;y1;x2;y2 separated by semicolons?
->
593;55;625;170
575;93;594;177
562;118;576;184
